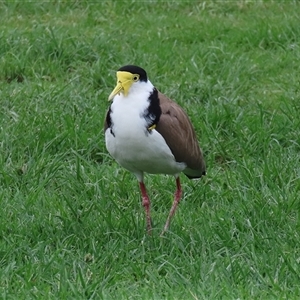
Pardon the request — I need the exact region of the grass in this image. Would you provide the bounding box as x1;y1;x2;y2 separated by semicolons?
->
1;1;300;299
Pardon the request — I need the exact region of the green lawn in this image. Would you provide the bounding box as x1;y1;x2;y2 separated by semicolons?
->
1;1;300;299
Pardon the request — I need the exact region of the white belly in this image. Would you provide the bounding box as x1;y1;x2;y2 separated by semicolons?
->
105;128;186;176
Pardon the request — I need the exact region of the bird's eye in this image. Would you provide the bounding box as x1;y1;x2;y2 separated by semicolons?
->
133;75;139;82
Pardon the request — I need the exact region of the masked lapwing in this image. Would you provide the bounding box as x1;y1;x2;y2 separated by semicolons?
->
104;65;206;235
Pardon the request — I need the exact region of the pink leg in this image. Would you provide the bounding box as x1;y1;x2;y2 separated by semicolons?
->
139;182;152;234
161;177;182;235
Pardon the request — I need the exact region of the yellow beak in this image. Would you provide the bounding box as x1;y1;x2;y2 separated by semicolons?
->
108;71;135;101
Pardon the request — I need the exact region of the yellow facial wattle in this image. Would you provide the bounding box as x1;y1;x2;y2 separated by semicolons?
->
108;71;140;100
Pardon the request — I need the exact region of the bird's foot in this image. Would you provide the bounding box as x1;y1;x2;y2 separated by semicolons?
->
160;221;169;237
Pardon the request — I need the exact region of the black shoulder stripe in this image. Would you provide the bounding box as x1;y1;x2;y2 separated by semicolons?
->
142;88;161;132
105;105;115;137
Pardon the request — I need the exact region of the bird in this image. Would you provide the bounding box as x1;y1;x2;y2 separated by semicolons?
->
104;65;206;235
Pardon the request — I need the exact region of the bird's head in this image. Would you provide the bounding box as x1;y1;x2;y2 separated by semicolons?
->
108;65;148;101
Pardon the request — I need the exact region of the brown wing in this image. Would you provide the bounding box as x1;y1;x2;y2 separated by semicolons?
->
155;91;206;179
